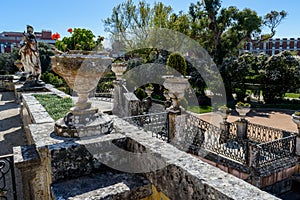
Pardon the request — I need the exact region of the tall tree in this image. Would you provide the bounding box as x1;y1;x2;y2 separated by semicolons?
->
261;51;300;103
189;0;286;100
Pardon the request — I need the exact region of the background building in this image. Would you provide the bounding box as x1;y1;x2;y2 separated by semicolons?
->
0;30;55;53
243;37;300;55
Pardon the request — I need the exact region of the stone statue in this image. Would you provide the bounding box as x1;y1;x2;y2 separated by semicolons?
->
18;25;42;83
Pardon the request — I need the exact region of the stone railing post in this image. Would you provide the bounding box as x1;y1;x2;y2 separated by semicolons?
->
247;143;261;188
236;119;248;139
219;121;230;143
112;80;124;116
167;109;181;141
291;114;300;156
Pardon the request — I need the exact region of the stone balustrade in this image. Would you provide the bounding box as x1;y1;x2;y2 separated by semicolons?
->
13;92;280;199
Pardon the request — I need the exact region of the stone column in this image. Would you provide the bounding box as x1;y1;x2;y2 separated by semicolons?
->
219;121;229;143
291;114;300;156
112;80;124;116
167;109;181;141
247;143;261;188
236;119;248;140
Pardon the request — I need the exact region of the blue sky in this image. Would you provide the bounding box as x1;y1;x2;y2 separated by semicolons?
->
1;0;299;39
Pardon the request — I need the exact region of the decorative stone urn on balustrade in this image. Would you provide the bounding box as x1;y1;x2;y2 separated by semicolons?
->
51;51;113;137
235;102;251;121
111;62;127;81
111;62;127;116
162;75;190;112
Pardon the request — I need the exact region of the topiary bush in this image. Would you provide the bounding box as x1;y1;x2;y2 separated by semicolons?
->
166;52;187;76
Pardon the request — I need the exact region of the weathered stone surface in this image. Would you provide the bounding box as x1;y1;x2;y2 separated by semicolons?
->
113;117;280;200
50;142;94;182
51;172;152;200
22;93;54;124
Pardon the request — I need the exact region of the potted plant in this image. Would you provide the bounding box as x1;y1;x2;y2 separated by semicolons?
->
50;28;113;137
235;101;251;119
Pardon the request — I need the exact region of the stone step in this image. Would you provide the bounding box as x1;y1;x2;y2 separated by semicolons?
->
51;171;152;200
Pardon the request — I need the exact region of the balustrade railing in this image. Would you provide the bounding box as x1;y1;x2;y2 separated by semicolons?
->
0;154;17;200
257;135;296;167
184;114;247;164
122;112;169;142
247;122;292;143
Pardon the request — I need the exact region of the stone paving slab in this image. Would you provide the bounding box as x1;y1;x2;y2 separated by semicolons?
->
0;92;27;155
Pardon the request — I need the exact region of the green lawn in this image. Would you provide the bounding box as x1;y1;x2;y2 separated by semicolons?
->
187;106;212;114
284;93;300;99
33;94;73;120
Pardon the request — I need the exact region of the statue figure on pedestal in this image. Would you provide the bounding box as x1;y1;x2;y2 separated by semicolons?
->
18;25;42;85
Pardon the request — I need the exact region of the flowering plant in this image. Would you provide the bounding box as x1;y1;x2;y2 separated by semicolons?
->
52;28;104;52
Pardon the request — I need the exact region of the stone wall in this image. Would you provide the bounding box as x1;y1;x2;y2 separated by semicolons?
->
114;118;280;200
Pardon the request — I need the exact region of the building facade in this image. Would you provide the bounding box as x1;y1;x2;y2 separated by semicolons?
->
243;38;300;56
0;30;55;53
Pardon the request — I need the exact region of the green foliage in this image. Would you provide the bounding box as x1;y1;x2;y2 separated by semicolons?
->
38;42;55;72
235;88;246;102
134;87;147;100
187;105;212;114
55;28;100;51
41;72;64;87
261;51;300;103
285;93;300;99
166;52;187;76
33;94;73;120
0;48;19;75
294;111;300;116
236;101;250;107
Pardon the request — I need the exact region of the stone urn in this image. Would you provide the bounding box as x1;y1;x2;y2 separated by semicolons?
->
162;75;189;110
235;103;251;120
111;62;127;80
51;51;113;137
145;87;153;97
217;106;231;122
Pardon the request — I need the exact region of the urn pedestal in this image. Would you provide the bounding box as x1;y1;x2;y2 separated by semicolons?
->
51;52;113;138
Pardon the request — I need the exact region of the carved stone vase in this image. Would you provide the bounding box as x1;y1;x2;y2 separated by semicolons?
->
51;51;113;137
111;62;127;116
162;75;189;111
111;62;127;80
235;105;251;120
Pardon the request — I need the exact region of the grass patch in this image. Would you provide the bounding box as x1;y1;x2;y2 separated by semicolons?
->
33;94;73;120
187;106;212;114
284;93;300;99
